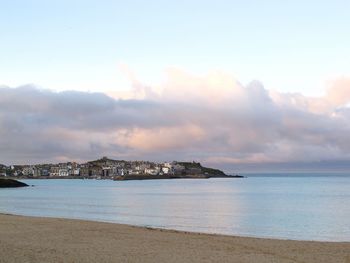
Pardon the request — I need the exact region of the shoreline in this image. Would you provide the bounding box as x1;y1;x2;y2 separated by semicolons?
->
1;212;347;243
1;175;242;181
3;174;244;180
1;213;349;263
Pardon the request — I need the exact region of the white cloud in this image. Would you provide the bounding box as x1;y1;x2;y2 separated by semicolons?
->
1;71;350;171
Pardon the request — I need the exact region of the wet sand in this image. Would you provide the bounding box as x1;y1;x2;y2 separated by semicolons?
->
0;214;349;263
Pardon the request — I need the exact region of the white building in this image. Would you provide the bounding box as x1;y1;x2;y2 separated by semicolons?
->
59;168;69;177
163;162;172;169
161;167;170;174
145;167;160;175
50;166;60;177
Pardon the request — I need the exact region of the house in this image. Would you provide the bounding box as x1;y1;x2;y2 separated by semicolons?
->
89;166;102;177
22;166;34;176
33;167;41;177
0;164;7;177
117;168;124;176
145;167;160;176
0;171;6;177
80;166;90;177
70;168;80;176
172;163;185;175
49;166;60;177
101;166;111;177
163;162;172;168
41;168;50;176
161;167;170;174
59;168;69;177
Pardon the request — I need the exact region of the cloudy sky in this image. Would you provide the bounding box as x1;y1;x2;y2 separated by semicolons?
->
1;1;350;171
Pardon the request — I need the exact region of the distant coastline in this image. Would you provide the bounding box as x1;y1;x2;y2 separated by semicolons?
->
1;157;242;180
3;174;244;181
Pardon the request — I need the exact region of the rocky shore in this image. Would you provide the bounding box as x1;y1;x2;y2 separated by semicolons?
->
0;178;28;188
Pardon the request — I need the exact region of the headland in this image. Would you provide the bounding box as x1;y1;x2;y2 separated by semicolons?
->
1;157;242;180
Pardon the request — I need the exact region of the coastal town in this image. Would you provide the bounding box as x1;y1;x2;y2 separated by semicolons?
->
0;157;235;180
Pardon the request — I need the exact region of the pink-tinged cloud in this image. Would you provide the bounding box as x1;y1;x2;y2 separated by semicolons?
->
326;78;350;106
1;70;350;171
126;125;205;151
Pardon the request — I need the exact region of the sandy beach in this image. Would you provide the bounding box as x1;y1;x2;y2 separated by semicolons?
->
0;214;349;263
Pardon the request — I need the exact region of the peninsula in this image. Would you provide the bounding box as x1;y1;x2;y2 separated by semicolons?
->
0;157;242;180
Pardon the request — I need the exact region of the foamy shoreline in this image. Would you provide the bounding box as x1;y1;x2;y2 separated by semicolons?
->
1;213;349;263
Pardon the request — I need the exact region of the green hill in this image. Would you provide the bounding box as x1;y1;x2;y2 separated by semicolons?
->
177;162;226;176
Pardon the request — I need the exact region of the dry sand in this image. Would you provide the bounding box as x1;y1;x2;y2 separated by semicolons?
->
0;214;349;263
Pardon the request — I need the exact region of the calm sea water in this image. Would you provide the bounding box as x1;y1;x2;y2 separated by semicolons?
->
1;175;349;241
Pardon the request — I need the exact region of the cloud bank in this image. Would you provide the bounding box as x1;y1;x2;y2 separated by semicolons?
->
1;70;350;171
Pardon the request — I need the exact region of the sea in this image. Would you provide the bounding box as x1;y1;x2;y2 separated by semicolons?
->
1;173;349;242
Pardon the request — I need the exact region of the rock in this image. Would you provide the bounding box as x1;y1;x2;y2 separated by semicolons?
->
0;178;29;188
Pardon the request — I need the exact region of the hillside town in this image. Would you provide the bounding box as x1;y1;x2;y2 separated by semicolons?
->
0;157;231;180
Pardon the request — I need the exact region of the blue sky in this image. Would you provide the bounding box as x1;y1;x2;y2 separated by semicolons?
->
1;0;350;95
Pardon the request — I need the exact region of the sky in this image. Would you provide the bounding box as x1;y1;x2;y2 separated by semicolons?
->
1;0;350;172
